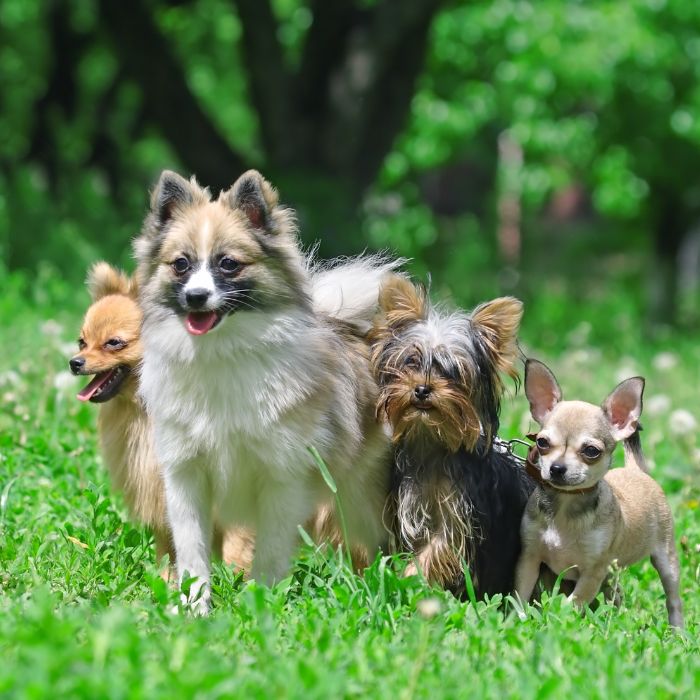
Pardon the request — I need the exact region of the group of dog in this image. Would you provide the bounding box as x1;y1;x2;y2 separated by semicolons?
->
69;169;683;627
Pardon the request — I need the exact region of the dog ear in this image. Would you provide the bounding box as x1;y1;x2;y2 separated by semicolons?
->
524;359;562;425
86;262;135;301
226;170;279;231
471;296;523;379
150;170;203;229
377;274;427;328
603;377;644;441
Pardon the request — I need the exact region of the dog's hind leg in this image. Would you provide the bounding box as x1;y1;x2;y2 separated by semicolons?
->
251;482;313;585
651;541;684;628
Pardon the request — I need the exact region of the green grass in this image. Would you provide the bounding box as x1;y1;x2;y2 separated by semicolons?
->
0;266;698;699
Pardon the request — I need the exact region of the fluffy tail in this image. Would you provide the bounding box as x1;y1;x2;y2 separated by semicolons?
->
309;253;405;333
623;427;649;473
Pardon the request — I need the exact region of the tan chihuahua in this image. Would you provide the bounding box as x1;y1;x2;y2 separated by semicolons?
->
515;358;683;628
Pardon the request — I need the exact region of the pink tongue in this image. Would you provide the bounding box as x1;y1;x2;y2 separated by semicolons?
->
186;312;219;335
76;370;114;402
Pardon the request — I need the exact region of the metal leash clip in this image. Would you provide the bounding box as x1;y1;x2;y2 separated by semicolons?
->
492;436;531;464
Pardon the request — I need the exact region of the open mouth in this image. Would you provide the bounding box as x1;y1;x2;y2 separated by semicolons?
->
412;400;433;412
77;366;130;403
185;311;222;336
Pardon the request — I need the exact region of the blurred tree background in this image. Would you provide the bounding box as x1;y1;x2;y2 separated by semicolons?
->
2;0;700;333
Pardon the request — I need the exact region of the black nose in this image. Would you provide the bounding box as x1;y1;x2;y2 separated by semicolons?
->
550;463;567;478
70;357;85;375
414;385;431;401
185;288;211;308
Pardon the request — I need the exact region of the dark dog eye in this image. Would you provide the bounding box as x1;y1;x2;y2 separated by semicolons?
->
536;437;550;451
104;338;126;350
172;257;190;275
582;445;601;460
78;338;86;350
402;354;420;369
219;256;240;274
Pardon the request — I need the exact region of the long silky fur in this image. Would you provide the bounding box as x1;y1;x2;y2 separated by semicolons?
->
372;278;533;598
134;169;396;609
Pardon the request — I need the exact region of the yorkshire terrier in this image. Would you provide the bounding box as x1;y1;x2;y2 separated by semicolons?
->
516;359;683;627
133;169;396;612
370;275;533;599
70;263;254;575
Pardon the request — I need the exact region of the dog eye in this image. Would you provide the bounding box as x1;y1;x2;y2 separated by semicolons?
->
172;257;190;275
78;338;86;350
402;354;420;369
536;437;550;451
582;445;601;460
219;256;240;274
104;338;126;350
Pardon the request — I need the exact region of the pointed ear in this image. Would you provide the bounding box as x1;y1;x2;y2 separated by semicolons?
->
150;170;199;228
226;169;279;231
377;274;427;327
603;377;644;441
471;296;523;378
86;262;135;301
525;359;562;425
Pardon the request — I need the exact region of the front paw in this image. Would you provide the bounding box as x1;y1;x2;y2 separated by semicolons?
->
180;577;211;615
403;561;419;578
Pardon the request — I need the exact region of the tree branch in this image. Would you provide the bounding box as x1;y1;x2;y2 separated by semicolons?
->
98;0;247;190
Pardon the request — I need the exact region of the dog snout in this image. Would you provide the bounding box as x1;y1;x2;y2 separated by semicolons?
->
414;385;432;401
69;356;85;375
549;462;567;478
185;287;212;309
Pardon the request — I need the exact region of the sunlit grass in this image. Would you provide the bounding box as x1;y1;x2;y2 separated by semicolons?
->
0;269;698;698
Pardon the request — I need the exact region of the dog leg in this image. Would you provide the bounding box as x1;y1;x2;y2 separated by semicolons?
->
568;566;608;607
515;554;542;603
154;528;175;581
165;461;213;614
651;542;684;628
251;485;311;585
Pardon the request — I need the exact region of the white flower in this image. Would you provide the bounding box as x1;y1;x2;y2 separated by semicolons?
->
53;371;76;393
615;365;638;384
417;597;442;619
41;320;64;338
646;395;671;416
652;352;678;371
0;370;21;387
566;321;591;347
669;409;697;436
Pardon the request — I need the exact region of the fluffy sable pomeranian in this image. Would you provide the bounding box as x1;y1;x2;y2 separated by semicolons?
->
370;275;533;599
134;169;395;612
70;263;254;572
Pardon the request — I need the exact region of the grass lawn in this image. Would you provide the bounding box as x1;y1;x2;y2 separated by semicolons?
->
0;266;698;699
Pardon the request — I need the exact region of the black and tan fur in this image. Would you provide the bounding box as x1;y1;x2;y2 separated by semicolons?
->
371;276;533;598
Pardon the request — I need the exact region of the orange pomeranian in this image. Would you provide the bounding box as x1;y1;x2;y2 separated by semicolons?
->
70;262;253;572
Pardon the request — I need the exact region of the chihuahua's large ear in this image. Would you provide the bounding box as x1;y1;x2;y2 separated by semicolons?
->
471;297;523;379
377;274;427;327
86;262;135;301
226;169;279;231
603;377;644;441
149;170;205;229
525;359;562;425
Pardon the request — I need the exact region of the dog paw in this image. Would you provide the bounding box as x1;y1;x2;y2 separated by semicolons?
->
403;562;419;578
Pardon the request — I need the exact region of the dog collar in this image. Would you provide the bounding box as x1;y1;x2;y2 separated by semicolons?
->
525;445;598;496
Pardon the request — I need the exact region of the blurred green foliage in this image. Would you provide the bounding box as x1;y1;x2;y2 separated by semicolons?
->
1;0;700;322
